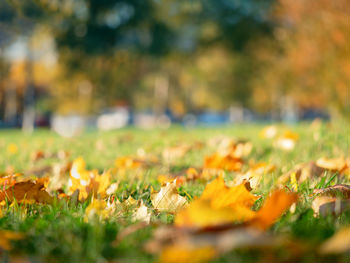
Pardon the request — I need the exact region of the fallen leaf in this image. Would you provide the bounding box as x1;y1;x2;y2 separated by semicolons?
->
151;180;188;213
84;199;109;222
115;156;143;169
175;177;257;227
204;153;243;172
0;230;24;250
277;162;324;185
0;180;53;204
316;157;347;172
133;200;151;224
320;227;350;254
159;245;217;263
7;144;18;155
69;157;111;200
312;196;350;217
30;150;45;162
313;184;350;199
250;190;298;230
162;145;191;163
230;162;276;190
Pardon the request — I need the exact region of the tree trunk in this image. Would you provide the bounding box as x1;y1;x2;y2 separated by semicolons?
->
22;46;35;133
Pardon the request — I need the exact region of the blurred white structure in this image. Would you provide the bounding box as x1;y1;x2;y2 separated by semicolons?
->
97;107;129;131
134;113;171;129
51;114;86;137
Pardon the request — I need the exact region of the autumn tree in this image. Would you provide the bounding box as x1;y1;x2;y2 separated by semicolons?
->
252;0;350;118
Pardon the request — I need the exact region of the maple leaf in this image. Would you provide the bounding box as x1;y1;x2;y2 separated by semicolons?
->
175;177;257;227
249;190;298;230
0;180;53;204
84;199;109;222
151;180;188;213
69;157;112;200
91;170;112;198
175;177;297;229
132;200;151;224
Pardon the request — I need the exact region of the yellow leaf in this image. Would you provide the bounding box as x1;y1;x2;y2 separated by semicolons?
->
151;180;188;213
159;245;217;263
175;198;255;228
0;230;24;250
84;199;109;222
290;172;298;192
7;144;18;155
175;177;257;227
202;177;257;209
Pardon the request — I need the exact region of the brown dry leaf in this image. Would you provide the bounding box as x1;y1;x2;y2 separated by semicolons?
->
311;184;350;216
0;230;24;250
319;227;350;254
146;225;293;262
277;162;324;185
151;180;188;213
313;184;350;199
312;196;350;217
24;165;52;177
0;180;53;204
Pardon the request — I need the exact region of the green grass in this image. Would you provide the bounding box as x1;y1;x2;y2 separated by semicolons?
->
1;123;350;262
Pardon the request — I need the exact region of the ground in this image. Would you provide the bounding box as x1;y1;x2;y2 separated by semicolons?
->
1;123;350;262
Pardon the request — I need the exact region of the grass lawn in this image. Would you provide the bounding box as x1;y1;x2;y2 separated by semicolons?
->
1;123;350;262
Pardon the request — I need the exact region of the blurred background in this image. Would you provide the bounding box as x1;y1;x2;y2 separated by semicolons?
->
0;0;348;134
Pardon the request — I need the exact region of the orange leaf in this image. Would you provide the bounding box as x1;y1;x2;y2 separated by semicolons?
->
0;181;53;204
250;190;298;230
